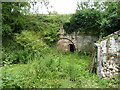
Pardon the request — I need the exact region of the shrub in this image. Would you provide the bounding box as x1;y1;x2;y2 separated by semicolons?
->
15;30;49;53
2;30;50;65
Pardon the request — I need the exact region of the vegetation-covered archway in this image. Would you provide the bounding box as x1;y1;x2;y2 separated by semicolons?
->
57;38;76;52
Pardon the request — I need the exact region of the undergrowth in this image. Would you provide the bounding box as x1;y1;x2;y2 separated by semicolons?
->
1;49;119;88
1;33;119;89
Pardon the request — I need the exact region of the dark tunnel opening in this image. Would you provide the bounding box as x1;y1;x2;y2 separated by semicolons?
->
69;44;75;52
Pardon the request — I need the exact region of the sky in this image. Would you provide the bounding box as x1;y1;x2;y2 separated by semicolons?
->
30;0;83;14
30;0;104;14
49;0;78;14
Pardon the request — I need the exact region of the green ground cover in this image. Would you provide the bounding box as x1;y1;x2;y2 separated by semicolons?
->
1;50;119;88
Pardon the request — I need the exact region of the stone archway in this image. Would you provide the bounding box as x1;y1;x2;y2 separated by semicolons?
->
57;38;76;52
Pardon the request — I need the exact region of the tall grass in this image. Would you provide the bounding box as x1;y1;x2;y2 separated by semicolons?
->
1;49;119;88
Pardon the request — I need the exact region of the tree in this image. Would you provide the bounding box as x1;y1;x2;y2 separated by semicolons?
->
29;0;52;14
2;2;30;35
100;2;120;36
63;2;120;37
63;8;101;35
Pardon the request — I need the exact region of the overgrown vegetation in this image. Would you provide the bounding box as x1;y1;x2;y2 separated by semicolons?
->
63;2;120;37
2;2;30;35
1;1;119;89
2;2;72;64
1;51;119;88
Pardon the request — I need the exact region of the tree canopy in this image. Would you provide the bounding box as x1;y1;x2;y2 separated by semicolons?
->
2;2;30;35
63;2;120;37
63;8;101;35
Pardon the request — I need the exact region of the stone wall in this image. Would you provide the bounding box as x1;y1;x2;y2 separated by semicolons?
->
57;39;73;51
95;30;120;78
57;28;98;53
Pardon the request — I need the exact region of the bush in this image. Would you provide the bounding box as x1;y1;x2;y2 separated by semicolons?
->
15;30;49;53
2;24;13;36
2;36;28;65
2;30;50;65
2;46;33;65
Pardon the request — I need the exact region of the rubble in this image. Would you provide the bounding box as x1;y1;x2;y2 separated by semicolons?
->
95;30;120;78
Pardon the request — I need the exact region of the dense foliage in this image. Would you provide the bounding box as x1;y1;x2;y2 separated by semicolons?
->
2;13;71;64
63;2;120;37
1;51;119;88
100;2;120;36
2;2;30;35
25;14;72;45
1;1;119;89
63;8;101;35
2;2;72;64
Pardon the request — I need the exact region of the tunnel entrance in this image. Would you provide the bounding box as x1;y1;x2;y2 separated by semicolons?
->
57;38;75;52
69;44;75;52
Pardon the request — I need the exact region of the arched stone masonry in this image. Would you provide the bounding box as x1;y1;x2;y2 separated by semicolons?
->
57;27;98;53
57;38;75;52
